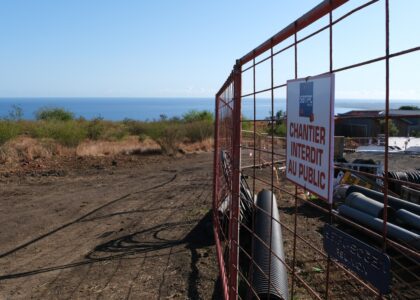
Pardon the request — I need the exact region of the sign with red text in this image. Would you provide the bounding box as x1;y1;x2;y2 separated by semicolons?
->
286;74;335;202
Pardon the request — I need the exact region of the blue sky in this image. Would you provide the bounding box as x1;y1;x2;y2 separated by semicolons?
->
0;0;419;99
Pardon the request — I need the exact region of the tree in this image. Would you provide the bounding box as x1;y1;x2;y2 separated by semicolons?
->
35;107;74;121
183;110;214;123
379;119;399;136
267;110;287;137
399;105;419;110
275;110;285;121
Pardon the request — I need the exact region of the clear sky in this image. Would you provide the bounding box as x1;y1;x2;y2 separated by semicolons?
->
0;0;419;99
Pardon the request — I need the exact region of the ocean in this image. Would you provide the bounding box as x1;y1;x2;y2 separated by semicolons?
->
0;98;418;121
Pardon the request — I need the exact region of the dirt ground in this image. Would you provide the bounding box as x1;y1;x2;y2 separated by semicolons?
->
0;152;220;299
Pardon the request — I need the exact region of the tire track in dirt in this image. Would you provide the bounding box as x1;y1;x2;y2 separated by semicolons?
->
0;172;180;300
113;169;209;299
0;174;176;281
112;177;205;298
41;168;205;298
81;175;195;299
0;173;177;260
154;174;210;299
0;153;217;299
124;252;148;300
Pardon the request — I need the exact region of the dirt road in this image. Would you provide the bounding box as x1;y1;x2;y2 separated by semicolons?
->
0;153;219;299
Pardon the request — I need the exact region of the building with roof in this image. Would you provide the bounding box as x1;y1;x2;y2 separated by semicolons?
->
335;109;420;137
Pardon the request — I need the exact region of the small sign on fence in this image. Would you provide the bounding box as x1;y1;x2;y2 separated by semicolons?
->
323;224;391;294
286;74;335;202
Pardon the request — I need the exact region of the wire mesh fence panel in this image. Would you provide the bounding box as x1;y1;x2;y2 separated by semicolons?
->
214;0;420;299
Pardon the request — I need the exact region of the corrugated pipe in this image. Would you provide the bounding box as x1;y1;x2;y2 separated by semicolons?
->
345;185;420;215
251;189;289;300
387;170;420;195
338;205;420;250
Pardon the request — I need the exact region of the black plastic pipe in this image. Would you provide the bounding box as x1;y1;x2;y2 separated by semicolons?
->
395;209;420;232
345;192;394;218
346;185;420;215
251;189;289;300
339;205;420;250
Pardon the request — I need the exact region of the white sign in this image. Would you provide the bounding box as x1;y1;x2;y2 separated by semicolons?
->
286;74;335;202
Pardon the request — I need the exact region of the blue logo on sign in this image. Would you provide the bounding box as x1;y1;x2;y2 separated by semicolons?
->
299;81;314;121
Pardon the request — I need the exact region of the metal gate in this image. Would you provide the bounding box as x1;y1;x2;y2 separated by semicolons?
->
213;0;420;299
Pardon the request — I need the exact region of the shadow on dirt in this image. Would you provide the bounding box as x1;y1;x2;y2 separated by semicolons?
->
0;174;178;260
0;210;215;299
86;209;215;299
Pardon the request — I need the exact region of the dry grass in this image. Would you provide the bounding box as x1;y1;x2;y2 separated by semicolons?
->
0;137;66;164
0;135;213;166
76;136;160;157
179;138;213;154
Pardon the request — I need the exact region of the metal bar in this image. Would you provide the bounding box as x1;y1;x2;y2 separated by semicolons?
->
240;0;379;73
239;0;349;65
266;45;275;299
325;3;334;298
241;159;285;170
213;94;227;298
228;62;242;300
382;0;390;251
290;29;299;300
250;56;257;300
214;210;230;300
336;114;420;119
242;45;420;100
217;71;234;98
240;145;285;158
331;46;420;74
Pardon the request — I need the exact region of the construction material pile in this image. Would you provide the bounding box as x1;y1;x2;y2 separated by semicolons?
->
338;185;420;250
387;169;420;195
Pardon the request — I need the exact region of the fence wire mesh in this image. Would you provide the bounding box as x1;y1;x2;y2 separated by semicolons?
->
214;0;420;299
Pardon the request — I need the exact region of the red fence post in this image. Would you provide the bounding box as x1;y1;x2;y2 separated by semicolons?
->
213;94;220;233
228;61;242;300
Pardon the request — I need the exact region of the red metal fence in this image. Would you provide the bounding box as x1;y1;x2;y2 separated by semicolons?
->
213;0;420;299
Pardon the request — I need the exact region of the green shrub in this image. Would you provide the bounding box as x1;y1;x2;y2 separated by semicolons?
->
183;110;214;123
101;123;127;141
185;120;213;142
35;107;74;121
30;120;86;147
241;116;252;131
0;110;216;151
145;122;184;155
268;123;287;137
138;133;148;142
86;118;105;140
399;105;419;110
158;126;183;155
0;121;21;145
379;119;399;137
123;119;148;136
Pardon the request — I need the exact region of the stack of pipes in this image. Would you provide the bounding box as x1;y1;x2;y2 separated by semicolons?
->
338;185;420;250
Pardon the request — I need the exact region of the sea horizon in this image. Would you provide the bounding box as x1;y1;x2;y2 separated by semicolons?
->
1;97;419;121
